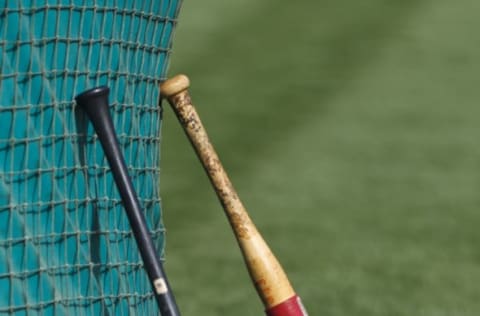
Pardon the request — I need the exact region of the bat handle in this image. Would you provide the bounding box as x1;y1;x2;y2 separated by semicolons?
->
75;87;180;316
160;75;308;316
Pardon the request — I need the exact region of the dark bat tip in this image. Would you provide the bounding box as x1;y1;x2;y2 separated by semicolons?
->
75;86;110;105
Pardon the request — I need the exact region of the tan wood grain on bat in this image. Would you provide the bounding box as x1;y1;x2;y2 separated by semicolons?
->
160;75;296;308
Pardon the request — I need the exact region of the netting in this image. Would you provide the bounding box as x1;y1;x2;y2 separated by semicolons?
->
0;1;182;314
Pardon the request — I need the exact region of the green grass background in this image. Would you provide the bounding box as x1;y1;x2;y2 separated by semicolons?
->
160;1;480;315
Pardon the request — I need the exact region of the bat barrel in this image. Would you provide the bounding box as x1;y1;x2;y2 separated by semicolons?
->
75;87;180;316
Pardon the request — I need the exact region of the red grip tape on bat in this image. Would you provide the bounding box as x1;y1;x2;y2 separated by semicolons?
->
266;295;308;316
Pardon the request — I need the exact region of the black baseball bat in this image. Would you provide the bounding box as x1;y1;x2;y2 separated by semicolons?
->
75;86;180;316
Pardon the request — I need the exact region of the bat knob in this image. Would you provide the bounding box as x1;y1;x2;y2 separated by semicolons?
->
160;74;190;97
75;86;110;119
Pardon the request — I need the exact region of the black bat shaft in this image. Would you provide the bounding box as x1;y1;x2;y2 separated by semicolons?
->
75;87;180;316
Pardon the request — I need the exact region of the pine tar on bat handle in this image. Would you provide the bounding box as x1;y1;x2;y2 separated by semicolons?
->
75;86;180;316
160;75;308;316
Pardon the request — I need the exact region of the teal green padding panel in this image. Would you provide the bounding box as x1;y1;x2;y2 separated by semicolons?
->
0;1;181;314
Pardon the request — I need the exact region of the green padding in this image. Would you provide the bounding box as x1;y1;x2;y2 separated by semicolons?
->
0;1;181;314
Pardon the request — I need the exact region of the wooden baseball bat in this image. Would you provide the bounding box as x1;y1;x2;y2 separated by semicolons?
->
160;75;308;316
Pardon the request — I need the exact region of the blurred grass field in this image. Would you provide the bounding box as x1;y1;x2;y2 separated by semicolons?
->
160;0;480;315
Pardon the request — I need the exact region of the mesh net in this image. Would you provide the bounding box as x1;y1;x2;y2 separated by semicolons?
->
0;1;182;314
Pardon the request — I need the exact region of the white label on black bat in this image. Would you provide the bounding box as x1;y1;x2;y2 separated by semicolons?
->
154;278;168;294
